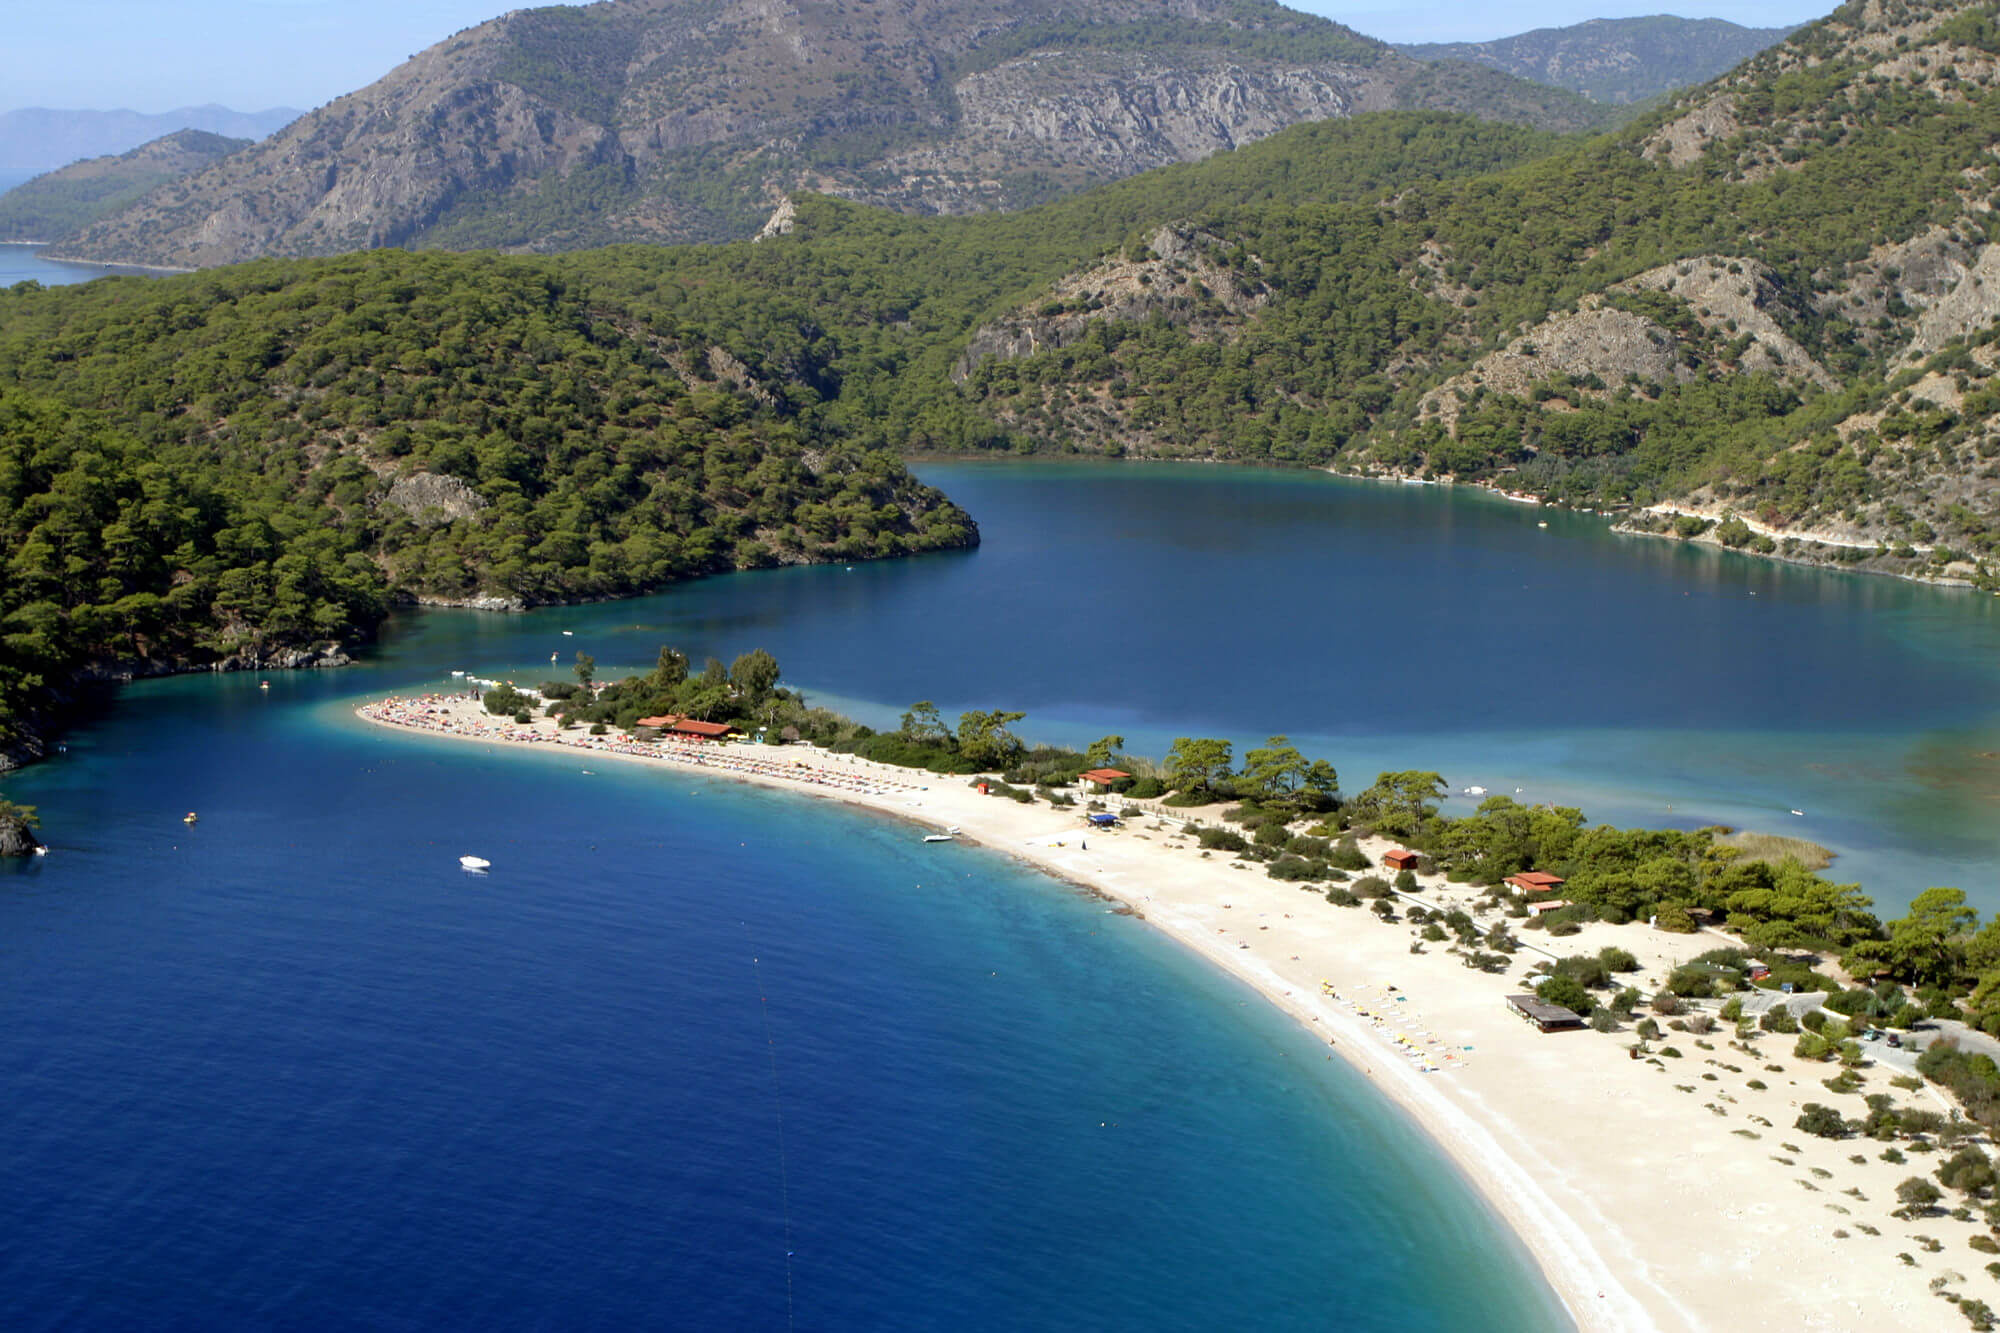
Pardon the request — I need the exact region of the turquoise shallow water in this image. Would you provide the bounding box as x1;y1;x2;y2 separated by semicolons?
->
0;666;1566;1329
346;461;2000;914
5;442;1997;1329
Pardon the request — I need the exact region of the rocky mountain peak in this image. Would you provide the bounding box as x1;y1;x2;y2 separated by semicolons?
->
49;0;1604;268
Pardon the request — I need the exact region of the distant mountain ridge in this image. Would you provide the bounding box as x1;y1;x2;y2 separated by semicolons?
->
47;0;1609;268
0;130;250;243
1397;15;1801;105
0;105;298;171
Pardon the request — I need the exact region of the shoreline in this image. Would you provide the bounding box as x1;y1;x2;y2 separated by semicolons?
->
356;692;1979;1331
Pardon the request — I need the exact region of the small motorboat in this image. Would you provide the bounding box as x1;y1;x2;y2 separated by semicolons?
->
183;812;198;825
923;829;960;843
459;855;492;871
562;631;574;636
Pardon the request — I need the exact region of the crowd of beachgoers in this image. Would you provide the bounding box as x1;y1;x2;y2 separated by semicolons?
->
357;693;932;799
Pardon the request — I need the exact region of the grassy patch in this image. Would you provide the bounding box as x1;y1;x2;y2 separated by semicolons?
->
1717;830;1836;871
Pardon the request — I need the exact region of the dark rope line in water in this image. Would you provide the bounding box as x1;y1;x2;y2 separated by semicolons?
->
745;924;796;1332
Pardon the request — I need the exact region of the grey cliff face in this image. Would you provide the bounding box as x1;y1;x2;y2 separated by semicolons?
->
50;0;1593;267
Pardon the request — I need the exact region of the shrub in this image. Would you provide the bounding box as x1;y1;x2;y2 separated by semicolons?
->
1590;1008;1619;1033
1937;1146;1998;1197
1611;987;1640;1015
1896;1176;1944;1218
1325;887;1360;907
1654;904;1698;932
1598;946;1639;973
1796;1103;1848;1138
1652;991;1682;1016
1328;840;1371;871
1537;972;1595;1016
1267;855;1329;882
1197;827;1249;853
1760;1007;1800;1034
1352;875;1394;900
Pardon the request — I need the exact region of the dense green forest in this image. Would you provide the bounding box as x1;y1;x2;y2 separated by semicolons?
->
432;2;2000;577
0;251;974;764
11;1;2000;764
0;130;248;243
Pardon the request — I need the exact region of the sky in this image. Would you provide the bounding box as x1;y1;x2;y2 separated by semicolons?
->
5;0;1840;115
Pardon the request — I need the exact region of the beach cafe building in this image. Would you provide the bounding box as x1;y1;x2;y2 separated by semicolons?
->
635;715;736;742
1079;768;1131;790
1505;870;1566;896
1383;849;1421;872
1506;994;1587;1033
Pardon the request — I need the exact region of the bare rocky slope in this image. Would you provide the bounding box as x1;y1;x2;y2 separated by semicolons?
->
1396;15;1800;106
49;0;1605;268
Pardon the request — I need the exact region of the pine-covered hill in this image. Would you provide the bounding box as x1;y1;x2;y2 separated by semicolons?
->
18;0;2000;773
0;130;251;243
0;252;975;767
736;0;2000;586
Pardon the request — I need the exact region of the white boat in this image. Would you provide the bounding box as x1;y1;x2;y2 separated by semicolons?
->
562;631;574;636
922;832;956;844
459;855;491;871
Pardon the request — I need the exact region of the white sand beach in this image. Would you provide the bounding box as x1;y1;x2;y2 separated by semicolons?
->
359;693;1990;1331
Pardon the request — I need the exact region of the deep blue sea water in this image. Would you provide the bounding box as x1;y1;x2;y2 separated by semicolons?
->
0;668;1565;1329
5;432;1999;1328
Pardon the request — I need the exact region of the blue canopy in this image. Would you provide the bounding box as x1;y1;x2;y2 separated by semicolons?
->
1087;813;1119;826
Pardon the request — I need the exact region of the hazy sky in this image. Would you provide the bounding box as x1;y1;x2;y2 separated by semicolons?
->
6;0;1838;114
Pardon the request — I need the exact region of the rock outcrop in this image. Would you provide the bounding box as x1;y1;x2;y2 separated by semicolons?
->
0;809;41;857
954;225;1269;381
52;0;1603;267
381;471;491;527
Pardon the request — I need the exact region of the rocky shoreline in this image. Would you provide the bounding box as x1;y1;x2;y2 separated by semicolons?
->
0;641;351;776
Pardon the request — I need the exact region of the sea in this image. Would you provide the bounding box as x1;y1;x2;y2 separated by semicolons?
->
6;274;2000;1326
0;168;167;287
